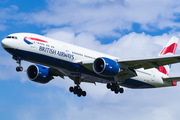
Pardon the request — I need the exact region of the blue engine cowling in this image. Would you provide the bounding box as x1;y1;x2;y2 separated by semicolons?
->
27;65;53;84
93;57;120;77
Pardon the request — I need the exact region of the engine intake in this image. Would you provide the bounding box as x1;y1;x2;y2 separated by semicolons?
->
27;65;53;84
93;57;120;77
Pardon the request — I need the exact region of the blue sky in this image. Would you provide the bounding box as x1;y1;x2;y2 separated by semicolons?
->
1;0;180;120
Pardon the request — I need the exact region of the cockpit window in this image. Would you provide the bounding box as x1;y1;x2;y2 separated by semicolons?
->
6;36;17;39
6;36;11;38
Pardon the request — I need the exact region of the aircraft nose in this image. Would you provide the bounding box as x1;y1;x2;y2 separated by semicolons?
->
1;39;7;48
1;38;12;49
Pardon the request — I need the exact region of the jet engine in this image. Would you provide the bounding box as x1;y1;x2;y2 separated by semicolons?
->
93;57;120;77
27;65;53;84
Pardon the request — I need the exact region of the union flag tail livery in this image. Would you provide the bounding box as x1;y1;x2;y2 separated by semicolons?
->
158;37;179;76
2;33;180;97
159;37;178;56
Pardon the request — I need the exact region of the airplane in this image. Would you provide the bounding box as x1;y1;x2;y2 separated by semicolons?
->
1;33;180;97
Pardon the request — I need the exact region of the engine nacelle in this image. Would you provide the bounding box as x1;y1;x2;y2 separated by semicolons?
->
27;65;53;84
93;57;120;77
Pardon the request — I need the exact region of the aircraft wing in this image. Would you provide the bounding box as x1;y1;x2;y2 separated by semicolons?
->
81;55;180;71
49;67;96;84
116;55;180;81
117;54;180;70
49;67;66;79
81;55;180;81
50;54;180;82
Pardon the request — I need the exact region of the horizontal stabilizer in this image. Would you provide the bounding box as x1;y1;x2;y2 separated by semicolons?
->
163;77;180;82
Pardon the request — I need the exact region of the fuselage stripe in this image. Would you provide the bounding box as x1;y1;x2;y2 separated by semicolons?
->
24;37;48;43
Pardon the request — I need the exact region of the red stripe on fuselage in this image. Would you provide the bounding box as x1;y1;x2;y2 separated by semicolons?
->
24;37;48;43
160;43;177;55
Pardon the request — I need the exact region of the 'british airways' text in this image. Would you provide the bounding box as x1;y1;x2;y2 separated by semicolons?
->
39;46;74;60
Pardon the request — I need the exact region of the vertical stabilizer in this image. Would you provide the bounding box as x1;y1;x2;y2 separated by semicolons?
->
158;37;179;75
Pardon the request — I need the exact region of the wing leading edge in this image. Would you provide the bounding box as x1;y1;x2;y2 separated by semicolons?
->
117;54;180;70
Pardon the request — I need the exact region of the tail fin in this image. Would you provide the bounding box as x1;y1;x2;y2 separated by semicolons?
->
158;37;179;75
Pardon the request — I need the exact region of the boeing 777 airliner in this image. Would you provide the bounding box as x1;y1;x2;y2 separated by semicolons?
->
2;33;180;97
